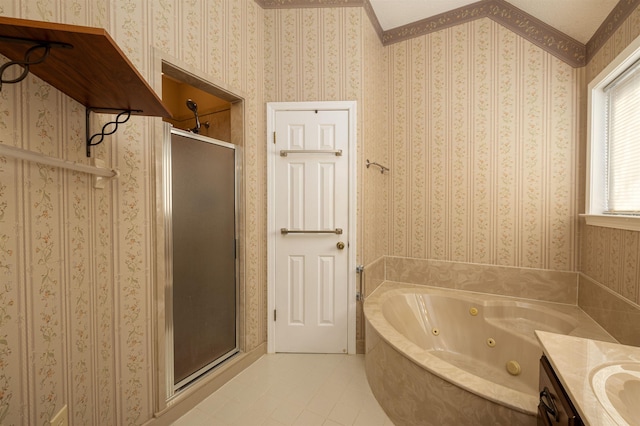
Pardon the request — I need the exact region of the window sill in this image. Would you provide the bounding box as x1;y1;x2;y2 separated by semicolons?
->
581;214;640;232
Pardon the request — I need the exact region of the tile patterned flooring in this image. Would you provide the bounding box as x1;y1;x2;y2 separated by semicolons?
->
172;354;394;426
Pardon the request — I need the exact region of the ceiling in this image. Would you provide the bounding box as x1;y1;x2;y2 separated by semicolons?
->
369;0;620;44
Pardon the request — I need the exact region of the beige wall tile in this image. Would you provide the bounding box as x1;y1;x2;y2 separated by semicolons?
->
578;274;640;346
363;256;385;298
365;320;536;425
385;256;577;303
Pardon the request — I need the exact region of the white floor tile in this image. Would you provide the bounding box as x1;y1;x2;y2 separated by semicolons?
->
327;400;361;426
170;407;210;426
171;354;393;426
214;398;252;424
269;399;305;425
292;409;326;426
260;418;286;426
197;392;231;417
353;405;389;426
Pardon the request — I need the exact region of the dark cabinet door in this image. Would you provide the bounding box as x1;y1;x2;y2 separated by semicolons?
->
538;355;583;426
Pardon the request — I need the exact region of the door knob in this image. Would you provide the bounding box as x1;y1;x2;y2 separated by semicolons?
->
336;241;345;250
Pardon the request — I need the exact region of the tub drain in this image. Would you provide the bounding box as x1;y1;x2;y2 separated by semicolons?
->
506;360;521;376
432;328;440;336
486;338;496;347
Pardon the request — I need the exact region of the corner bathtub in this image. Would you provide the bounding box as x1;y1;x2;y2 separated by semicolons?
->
363;282;616;426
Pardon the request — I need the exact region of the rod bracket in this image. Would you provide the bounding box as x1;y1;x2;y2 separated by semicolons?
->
0;35;72;91
86;107;141;157
365;159;390;174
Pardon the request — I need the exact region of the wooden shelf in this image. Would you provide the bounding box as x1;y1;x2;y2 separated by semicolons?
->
0;16;171;118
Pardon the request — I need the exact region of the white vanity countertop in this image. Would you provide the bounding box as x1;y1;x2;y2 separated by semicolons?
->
536;330;640;426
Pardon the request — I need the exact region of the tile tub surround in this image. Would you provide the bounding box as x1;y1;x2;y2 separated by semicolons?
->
357;256;386;353
363;256;385;298
578;274;640;347
365;320;536;426
536;330;640;426
384;256;579;303
363;282;616;425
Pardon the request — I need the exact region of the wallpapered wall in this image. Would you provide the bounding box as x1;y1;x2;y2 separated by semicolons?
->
0;1;265;425
0;2;389;424
387;17;580;271
581;6;640;306
263;6;389;344
1;0;637;425
362;13;389;267
263;6;390;266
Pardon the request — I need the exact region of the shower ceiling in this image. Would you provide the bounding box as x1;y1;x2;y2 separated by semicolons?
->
369;0;620;43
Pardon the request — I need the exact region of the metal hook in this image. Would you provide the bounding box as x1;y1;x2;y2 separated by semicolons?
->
366;159;390;174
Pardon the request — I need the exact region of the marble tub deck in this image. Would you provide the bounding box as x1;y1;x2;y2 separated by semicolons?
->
363;282;617;426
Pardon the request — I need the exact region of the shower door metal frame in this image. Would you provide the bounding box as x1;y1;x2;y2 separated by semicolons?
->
163;125;242;397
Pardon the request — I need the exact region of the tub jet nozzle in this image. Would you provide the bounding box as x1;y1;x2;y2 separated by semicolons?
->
506;360;521;376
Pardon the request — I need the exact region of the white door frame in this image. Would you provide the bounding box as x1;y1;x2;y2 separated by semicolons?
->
267;101;357;354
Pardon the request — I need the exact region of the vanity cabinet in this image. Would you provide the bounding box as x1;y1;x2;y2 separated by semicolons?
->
538;355;583;426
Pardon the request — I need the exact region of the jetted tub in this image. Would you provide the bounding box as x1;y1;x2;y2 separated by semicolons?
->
363;282;617;426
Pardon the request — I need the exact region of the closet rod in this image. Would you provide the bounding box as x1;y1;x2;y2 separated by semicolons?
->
0;143;118;178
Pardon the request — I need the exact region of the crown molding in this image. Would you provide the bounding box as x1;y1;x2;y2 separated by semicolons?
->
587;0;640;61
486;0;585;67
380;1;489;46
381;0;585;67
254;0;640;68
363;0;384;38
255;0;364;8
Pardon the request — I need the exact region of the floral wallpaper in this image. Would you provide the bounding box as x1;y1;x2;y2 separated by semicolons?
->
0;0;636;424
263;7;390;346
362;15;389;266
581;5;640;307
388;17;580;271
263;6;389;267
0;0;264;424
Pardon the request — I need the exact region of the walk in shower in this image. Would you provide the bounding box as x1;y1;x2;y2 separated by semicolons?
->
164;126;240;393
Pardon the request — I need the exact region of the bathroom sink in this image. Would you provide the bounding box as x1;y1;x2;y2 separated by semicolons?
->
590;362;640;425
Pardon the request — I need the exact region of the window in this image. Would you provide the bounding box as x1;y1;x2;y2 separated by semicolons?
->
604;60;640;214
586;33;640;231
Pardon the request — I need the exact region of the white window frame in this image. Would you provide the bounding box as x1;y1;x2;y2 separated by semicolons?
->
585;33;640;231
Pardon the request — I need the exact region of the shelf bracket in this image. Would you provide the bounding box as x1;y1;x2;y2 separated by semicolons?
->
0;35;72;91
86;107;141;157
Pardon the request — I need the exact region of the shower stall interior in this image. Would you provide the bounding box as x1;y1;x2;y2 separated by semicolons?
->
164;126;240;393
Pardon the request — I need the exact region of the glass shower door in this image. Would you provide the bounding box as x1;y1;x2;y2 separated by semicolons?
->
168;129;239;390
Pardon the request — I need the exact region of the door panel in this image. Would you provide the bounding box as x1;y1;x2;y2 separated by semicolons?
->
289;125;305;148
289;163;305;228
274;110;349;353
288;255;305;324
318;256;336;324
170;131;238;386
319;163;335;228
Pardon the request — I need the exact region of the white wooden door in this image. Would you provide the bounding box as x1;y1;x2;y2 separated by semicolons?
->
273;109;350;353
